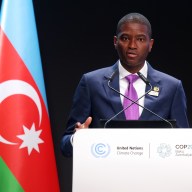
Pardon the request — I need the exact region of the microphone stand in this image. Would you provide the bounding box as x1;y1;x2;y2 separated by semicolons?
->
104;72;173;128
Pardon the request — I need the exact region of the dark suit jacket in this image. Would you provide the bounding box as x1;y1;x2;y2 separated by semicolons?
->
61;61;189;157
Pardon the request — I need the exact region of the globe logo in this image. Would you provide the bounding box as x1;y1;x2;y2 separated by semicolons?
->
157;143;172;158
91;143;110;158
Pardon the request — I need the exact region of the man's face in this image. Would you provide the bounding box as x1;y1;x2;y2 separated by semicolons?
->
114;22;154;73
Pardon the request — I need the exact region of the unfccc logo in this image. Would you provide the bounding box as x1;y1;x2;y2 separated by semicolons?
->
91;143;110;158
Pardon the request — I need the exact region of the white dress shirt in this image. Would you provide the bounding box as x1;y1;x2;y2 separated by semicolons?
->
118;60;148;116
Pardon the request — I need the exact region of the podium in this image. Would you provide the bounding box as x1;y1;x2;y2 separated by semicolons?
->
73;128;192;192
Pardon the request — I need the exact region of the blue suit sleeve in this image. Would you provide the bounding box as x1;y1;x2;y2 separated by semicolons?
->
170;80;189;128
60;75;91;157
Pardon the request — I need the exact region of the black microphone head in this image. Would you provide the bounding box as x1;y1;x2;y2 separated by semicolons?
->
137;72;150;85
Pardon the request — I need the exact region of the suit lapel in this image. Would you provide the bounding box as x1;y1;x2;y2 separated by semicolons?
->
140;64;161;119
103;62;126;119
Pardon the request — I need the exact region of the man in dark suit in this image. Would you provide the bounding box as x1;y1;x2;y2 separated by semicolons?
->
61;12;189;157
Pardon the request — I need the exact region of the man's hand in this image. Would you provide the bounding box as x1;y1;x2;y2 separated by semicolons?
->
75;117;92;132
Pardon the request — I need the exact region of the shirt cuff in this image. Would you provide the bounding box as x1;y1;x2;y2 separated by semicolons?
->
70;134;74;146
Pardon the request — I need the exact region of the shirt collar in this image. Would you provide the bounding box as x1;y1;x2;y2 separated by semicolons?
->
118;60;148;80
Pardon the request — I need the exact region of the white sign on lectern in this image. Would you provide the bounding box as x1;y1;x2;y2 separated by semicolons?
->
73;128;192;192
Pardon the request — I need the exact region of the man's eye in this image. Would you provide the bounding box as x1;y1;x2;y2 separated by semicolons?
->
137;37;145;42
121;36;128;41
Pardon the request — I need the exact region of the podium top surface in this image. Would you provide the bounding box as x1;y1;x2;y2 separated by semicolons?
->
99;119;177;128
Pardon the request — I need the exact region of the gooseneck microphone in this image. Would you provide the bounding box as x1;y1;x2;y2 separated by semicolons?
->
104;71;173;128
137;71;150;85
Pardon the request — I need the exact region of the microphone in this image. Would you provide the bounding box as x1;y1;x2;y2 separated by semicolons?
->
104;71;173;128
137;71;150;85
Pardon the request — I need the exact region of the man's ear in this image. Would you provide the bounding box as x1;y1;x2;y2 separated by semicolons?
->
149;39;154;52
114;36;118;49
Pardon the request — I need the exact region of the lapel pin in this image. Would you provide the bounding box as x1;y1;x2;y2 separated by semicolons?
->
153;86;159;92
148;86;160;97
